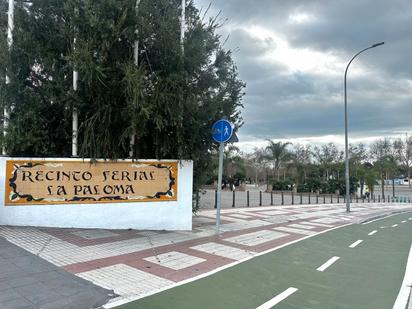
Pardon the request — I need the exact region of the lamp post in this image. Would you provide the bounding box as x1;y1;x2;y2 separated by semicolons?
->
344;42;384;212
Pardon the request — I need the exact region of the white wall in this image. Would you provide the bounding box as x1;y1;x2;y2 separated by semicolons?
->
0;158;193;230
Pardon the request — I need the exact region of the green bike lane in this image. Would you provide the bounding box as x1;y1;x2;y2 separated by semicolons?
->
115;211;412;309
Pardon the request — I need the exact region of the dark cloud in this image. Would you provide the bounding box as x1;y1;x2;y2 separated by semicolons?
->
195;0;412;146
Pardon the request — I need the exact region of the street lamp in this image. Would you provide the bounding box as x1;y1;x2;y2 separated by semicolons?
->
344;42;384;212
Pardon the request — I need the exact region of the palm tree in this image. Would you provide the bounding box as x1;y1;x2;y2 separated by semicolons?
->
265;140;293;181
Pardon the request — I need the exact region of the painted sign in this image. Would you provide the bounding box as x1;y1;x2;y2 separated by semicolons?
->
5;160;178;205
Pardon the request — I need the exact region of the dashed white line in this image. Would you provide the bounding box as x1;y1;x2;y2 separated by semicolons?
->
368;230;377;236
349;240;363;248
380;226;386;229
409;218;412;221
401;220;406;223
317;256;340;272
256;287;298;309
392;224;399;227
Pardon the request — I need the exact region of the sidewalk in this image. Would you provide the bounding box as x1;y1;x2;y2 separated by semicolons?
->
0;237;114;309
0;203;411;308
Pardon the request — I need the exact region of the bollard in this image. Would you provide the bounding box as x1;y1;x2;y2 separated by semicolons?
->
247;191;250;207
259;191;262;206
323;195;326;204
378;195;380;203
300;193;303;204
337;195;340;203
383;195;385;202
196;190;200;209
368;195;370;203
316;194;319;204
232;190;235;208
292;192;294;205
387;195;390;203
281;192;284;205
271;191;273;206
308;193;311;204
330;194;333;203
214;190;217;209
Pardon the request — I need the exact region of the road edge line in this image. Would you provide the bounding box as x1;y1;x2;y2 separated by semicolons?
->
103;223;353;308
393;242;412;309
362;210;412;225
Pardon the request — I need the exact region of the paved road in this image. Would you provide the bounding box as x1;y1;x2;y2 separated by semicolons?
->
114;212;412;309
0;237;115;309
1;203;411;308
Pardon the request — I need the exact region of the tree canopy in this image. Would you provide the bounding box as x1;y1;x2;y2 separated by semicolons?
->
0;0;245;207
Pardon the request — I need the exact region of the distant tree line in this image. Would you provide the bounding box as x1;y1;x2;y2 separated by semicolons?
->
213;135;412;197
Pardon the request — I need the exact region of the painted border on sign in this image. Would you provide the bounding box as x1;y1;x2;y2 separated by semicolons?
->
5;160;178;206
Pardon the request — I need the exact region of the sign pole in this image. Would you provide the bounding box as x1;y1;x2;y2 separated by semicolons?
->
216;142;224;234
212;119;234;234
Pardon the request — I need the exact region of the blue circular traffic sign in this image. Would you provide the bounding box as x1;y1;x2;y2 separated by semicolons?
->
212;119;233;143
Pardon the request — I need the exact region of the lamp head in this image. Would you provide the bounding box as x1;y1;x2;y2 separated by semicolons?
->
371;42;384;48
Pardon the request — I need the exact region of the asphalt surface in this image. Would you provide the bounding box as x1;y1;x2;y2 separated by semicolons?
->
115;211;412;309
0;237;115;309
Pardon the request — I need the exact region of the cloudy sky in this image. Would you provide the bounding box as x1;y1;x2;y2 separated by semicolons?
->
194;0;412;152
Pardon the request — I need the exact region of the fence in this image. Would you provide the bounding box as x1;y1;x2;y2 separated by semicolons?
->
196;190;412;209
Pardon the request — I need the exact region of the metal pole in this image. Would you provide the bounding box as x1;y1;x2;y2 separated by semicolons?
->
3;0;14;156
216;142;224;234
72;70;78;157
344;42;384;212
129;0;141;157
180;0;185;54
72;8;79;157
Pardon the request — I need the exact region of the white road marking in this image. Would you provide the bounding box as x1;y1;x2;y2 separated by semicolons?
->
401;220;406;223
392;224;398;227
317;256;340;272
103;223;353;309
363;213;402;225
409;218;412;220
368;230;377;236
380;226;386;229
393;243;412;309
300;222;333;228
349;240;363;248
256;287;298;309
